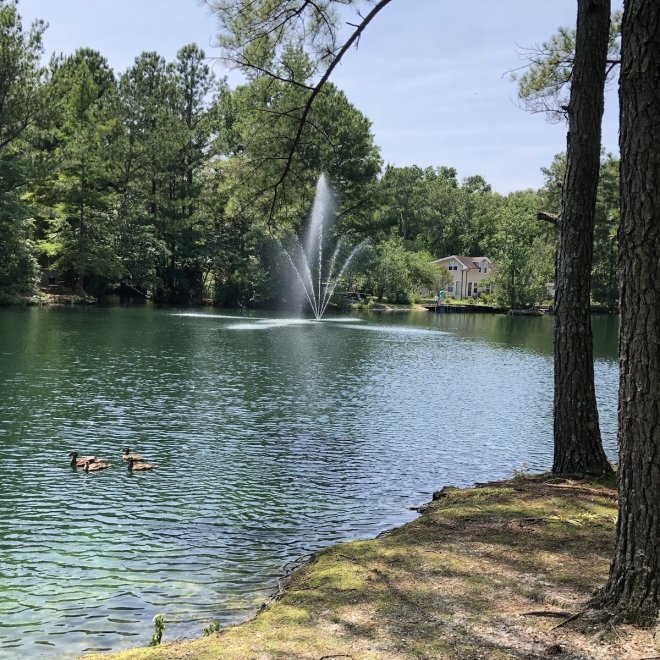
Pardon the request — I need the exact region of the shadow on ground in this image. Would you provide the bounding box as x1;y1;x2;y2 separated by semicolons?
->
89;476;659;660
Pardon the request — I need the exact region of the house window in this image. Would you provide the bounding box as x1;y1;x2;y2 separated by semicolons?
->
448;261;458;271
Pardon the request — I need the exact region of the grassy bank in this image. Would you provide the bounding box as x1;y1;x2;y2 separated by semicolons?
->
0;291;97;306
89;476;658;660
350;301;429;312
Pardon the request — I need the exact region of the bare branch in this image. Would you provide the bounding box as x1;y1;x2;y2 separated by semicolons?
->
538;211;559;226
265;0;393;227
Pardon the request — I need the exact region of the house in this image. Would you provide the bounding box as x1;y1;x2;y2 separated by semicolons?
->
431;255;495;299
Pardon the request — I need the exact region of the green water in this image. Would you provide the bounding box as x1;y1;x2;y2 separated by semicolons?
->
0;307;618;658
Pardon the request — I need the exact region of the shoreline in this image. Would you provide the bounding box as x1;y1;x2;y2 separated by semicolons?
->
4;297;618;317
86;474;656;660
2;291;97;306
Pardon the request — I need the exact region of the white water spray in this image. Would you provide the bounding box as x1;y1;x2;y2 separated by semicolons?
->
280;175;366;321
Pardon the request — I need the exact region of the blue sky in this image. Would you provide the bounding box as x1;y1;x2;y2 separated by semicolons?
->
19;0;622;193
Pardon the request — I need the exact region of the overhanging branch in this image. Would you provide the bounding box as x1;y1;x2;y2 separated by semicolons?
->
264;0;394;228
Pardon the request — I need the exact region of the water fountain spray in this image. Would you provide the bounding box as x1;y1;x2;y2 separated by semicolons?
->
280;175;366;321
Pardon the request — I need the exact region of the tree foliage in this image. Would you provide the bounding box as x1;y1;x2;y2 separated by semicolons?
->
0;0;623;315
486;191;552;309
541;151;620;308
209;0;393;226
221;50;381;233
37;49;120;293
512;11;621;122
353;237;440;303
0;0;46;299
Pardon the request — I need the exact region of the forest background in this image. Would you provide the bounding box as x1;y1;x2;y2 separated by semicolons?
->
0;0;620;310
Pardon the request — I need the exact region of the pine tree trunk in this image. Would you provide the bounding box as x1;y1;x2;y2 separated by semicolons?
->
597;0;660;624
553;0;613;476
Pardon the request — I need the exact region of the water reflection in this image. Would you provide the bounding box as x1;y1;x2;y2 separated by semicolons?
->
0;307;618;658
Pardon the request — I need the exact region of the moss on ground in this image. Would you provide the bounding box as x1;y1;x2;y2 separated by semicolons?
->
87;475;659;660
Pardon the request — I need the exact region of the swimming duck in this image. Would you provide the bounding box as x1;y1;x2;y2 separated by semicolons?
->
126;457;157;471
122;447;145;462
68;451;97;468
83;459;111;472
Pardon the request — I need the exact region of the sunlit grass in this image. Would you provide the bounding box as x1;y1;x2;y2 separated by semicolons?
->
87;475;659;660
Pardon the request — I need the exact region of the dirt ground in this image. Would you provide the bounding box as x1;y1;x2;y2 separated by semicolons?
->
90;476;660;660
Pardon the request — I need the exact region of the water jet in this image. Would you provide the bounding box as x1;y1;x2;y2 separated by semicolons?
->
280;175;366;321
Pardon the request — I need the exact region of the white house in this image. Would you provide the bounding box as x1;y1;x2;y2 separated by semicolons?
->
431;255;495;299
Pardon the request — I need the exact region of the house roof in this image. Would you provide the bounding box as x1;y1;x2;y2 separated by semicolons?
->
431;255;492;270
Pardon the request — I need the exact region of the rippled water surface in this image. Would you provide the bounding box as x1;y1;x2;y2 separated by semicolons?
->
0;307;618;658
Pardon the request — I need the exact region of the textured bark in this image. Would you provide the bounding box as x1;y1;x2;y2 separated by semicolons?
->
553;0;613;476
597;0;660;625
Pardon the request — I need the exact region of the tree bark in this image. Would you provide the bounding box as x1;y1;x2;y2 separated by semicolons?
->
552;0;613;476
596;0;660;624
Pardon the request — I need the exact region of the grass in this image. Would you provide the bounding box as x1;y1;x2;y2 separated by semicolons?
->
433;296;504;308
348;300;428;312
86;475;659;660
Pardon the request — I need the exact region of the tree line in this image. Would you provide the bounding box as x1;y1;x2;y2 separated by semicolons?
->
0;0;619;310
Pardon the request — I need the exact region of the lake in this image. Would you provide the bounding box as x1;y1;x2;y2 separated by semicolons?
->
0;306;618;658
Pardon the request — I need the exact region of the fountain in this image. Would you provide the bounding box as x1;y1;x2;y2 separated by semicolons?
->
280;175;366;321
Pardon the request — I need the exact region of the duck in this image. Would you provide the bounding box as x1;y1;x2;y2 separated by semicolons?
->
68;451;97;468
126;456;157;471
83;459;112;472
122;447;145;462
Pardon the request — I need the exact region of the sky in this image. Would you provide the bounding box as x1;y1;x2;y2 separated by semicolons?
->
18;0;623;194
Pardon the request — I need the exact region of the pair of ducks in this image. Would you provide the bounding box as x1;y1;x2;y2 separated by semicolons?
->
68;447;158;472
68;452;110;472
122;447;158;471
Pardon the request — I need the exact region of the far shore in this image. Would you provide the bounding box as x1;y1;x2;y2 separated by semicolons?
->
3;293;617;316
86;474;654;660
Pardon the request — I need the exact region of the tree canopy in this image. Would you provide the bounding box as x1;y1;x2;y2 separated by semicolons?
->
512;10;621;122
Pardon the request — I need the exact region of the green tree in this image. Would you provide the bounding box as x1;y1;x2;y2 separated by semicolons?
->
223;55;380;235
109;51;172;294
512;11;621;121
374;166;501;261
354;238;439;303
541;151;620;309
487;191;551;309
518;1;614;477
375;165;436;240
157;44;217;303
0;0;46;300
361;237;410;303
419;168;461;256
38;50;120;294
452;176;499;257
212;2;391;227
108;45;218;303
215;57;380;305
406;249;445;298
196;163;260;306
591;155;619;309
